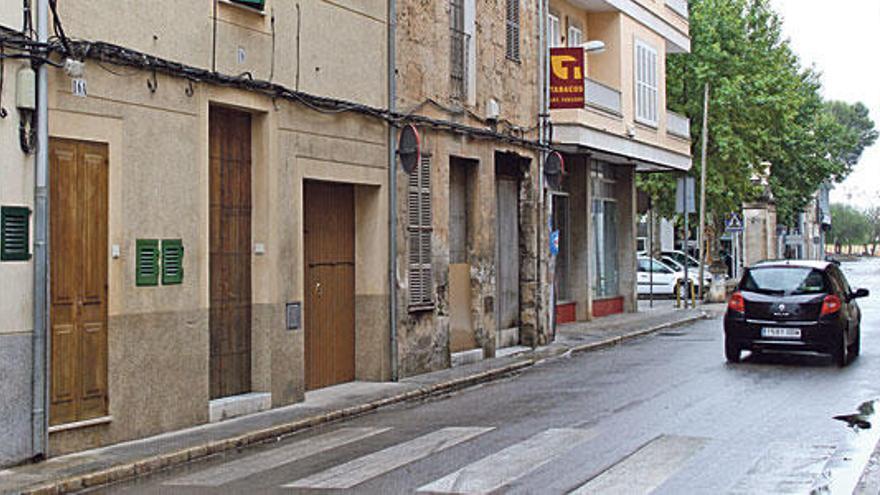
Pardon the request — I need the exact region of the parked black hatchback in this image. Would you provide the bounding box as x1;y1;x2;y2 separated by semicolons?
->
724;260;869;366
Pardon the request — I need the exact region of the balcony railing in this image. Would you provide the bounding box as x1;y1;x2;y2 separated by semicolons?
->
585;78;622;115
450;28;470;100
667;111;691;139
665;0;689;18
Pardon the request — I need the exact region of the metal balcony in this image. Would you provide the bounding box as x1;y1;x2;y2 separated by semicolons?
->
667;111;690;139
585;78;622;115
665;0;688;19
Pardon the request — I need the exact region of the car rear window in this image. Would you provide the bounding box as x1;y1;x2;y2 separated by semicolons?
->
741;267;829;295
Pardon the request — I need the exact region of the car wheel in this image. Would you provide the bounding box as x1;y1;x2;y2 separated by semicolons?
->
848;325;861;359
725;338;741;363
833;331;848;367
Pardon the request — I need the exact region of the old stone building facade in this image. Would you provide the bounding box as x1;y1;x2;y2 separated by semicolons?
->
394;0;545;376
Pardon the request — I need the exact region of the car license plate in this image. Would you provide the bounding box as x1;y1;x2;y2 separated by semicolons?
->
761;327;801;339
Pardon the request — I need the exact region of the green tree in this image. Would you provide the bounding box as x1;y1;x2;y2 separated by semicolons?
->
829;203;871;254
639;0;877;239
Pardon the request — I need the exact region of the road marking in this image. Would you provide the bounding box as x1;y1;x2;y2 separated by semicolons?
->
569;435;708;495
727;443;836;494
166;427;391;486
284;427;493;490
417;428;596;494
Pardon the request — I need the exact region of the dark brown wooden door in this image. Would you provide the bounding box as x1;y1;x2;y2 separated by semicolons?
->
209;107;253;399
304;181;355;390
49;138;109;426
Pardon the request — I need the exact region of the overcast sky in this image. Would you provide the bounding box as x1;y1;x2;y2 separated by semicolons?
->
770;0;880;209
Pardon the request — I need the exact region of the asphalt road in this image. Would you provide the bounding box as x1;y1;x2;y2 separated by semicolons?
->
100;259;880;495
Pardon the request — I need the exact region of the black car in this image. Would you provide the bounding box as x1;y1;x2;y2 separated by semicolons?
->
724;260;869;366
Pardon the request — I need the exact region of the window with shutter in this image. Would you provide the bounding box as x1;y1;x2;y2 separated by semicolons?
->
0;206;31;261
136;239;160;286
634;39;659;126
162;239;184;285
567;24;583;48
408;154;434;310
506;0;520;61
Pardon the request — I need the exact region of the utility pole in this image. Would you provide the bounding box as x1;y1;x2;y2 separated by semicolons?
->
698;83;709;303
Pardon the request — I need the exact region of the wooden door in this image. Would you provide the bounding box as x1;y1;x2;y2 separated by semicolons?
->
209;107;253;399
50;139;109;426
304;181;355;390
496;175;520;331
449;159;476;352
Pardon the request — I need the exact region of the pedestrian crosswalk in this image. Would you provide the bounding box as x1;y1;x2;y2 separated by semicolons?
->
283;427;493;490
162;424;843;493
417;428;596;494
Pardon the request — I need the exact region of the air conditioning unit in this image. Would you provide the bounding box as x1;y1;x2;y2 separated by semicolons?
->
229;0;265;11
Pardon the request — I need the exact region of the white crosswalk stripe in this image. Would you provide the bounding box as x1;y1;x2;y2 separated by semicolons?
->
284;427;494;490
570;435;708;495
417;428;596;494
165;427;391;487
727;443;836;494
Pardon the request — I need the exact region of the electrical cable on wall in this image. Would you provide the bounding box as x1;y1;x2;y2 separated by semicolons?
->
0;26;548;151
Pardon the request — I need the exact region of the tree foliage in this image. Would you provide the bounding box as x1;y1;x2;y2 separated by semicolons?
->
639;0;877;231
829;203;872;252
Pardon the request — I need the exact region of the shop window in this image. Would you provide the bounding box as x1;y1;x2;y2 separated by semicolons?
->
553;194;571;301
591;164;619;298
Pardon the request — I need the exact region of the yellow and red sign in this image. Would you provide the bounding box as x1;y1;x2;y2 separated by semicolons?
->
550;47;585;109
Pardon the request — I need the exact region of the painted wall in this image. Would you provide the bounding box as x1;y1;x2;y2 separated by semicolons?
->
0;0;393;455
55;0;388;108
0;55;36;467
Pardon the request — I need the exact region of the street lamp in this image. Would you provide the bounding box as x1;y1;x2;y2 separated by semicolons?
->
581;40;606;54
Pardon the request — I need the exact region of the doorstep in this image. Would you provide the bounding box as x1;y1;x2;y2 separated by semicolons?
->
209;392;272;423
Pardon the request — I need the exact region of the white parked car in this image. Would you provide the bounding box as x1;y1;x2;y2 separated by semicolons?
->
637;256;704;297
657;255;713;287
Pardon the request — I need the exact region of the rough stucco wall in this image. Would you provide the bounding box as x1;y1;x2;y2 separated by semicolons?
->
0;55;36;466
56;1;388;108
42;31;389;452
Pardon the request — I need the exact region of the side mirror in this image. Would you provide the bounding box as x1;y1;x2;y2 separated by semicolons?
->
853;288;870;299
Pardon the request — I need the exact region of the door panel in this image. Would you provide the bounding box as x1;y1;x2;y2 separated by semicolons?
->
49;138;109;426
209;107;253;399
304;181;355;390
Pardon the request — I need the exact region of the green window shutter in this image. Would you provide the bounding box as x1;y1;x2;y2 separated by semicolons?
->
229;0;265;10
1;206;32;261
136;239;160;286
161;239;184;285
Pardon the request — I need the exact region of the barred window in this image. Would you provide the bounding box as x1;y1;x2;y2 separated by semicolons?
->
408;155;434;310
505;0;520;61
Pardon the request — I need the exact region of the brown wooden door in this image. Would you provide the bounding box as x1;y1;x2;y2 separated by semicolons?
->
209;107;253;399
304;181;355;390
49;138;109;426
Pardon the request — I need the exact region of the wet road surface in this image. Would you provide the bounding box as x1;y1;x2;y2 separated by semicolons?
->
98;260;880;494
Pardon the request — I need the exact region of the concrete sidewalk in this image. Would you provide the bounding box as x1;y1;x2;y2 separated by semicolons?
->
0;308;709;495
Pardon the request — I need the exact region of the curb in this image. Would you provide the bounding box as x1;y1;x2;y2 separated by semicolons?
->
18;312;707;495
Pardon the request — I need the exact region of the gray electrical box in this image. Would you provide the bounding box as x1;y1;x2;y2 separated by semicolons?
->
16;67;36;111
286;302;302;331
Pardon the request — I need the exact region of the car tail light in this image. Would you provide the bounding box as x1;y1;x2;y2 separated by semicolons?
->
728;292;745;313
821;295;842;317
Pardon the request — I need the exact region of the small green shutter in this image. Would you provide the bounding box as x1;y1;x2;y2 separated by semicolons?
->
1;206;32;261
161;239;184;285
136;239;160;286
229;0;265;10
